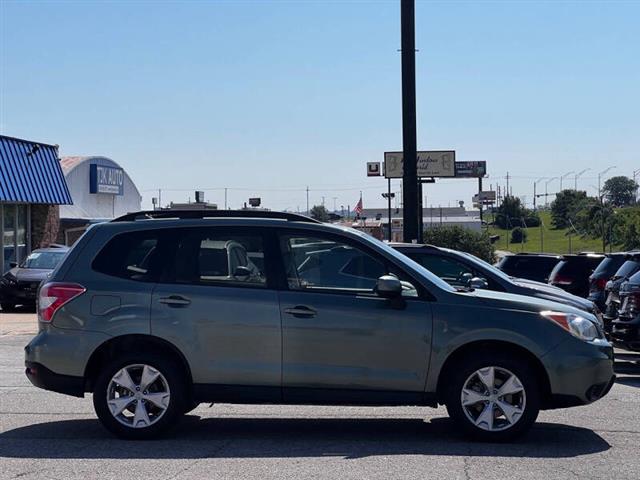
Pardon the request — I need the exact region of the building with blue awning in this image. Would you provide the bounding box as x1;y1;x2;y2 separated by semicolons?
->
0;135;72;273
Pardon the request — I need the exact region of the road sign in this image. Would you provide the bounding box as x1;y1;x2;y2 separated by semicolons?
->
455;161;487;178
384;151;455;178
367;162;381;177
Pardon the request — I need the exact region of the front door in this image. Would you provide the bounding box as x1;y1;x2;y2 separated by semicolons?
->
150;227;282;400
277;232;433;403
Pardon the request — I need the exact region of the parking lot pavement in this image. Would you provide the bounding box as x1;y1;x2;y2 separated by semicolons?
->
1;334;639;480
0;309;38;336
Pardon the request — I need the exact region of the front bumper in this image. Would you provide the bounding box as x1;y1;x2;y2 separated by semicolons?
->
611;314;640;352
25;361;84;397
541;338;615;409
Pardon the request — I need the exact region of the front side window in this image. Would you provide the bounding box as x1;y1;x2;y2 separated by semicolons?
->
171;229;266;288
281;234;416;296
407;254;474;286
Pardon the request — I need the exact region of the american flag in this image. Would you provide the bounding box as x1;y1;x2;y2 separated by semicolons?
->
353;197;363;215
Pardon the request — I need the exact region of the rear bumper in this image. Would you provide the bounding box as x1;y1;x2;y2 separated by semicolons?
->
25;361;84;397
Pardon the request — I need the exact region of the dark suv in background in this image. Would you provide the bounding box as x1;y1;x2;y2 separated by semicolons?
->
496;253;562;283
602;254;640;329
548;253;605;298
612;269;640;351
588;253;628;311
391;243;599;316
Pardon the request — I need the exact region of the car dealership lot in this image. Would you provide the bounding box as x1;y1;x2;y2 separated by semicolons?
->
2;314;640;480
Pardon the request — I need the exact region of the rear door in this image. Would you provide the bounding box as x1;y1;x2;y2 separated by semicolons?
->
276;231;433;403
150;227;282;399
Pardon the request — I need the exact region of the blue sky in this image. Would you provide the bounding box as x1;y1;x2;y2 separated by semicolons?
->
1;0;639;211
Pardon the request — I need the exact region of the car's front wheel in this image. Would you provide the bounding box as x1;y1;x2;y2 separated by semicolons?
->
93;354;187;439
444;352;540;441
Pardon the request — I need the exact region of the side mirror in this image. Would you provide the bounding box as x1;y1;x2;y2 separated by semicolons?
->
9;262;17;268
375;274;402;299
470;277;489;289
233;266;252;278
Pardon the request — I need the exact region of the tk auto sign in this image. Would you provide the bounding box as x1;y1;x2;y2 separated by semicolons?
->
90;164;124;195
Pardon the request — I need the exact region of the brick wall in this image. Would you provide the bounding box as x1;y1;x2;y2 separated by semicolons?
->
31;204;60;249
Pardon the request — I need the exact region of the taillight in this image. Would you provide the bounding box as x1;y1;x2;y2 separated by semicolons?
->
627;293;640;315
551;275;573;286
38;282;86;323
592;277;607;291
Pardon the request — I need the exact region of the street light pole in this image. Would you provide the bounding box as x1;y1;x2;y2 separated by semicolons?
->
544;177;558;207
574;168;590;191
533;177;546;211
598;166;616;198
560;171;574;192
400;0;419;243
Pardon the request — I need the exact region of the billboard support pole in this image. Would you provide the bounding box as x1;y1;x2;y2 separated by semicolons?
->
401;0;419;243
478;176;483;224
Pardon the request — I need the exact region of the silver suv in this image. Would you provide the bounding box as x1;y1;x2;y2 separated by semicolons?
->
25;210;615;441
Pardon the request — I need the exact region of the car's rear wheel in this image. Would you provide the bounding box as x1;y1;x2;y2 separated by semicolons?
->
444;352;540;441
93;354;186;439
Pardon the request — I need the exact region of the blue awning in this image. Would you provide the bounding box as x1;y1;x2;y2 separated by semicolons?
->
0;135;72;204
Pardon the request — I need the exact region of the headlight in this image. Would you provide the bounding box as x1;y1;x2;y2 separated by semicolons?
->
541;311;603;342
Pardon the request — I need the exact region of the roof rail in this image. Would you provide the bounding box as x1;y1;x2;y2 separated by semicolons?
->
111;209;321;224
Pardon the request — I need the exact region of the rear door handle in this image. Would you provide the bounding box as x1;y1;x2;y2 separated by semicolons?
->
159;295;191;307
284;305;317;318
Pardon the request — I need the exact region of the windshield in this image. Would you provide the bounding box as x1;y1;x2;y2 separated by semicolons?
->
345;229;455;292
614;260;640;279
21;251;66;269
459;251;513;283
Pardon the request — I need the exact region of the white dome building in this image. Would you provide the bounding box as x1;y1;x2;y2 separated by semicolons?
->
60;156;142;220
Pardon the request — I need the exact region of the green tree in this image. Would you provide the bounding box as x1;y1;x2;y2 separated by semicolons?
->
510;227;527;244
309;205;329;222
602;176;638;207
423;226;496;263
550;189;588;229
494;196;540;229
574;198;618;251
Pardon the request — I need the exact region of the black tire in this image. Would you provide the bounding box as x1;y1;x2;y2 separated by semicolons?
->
93;353;187;440
0;302;15;312
444;351;540;442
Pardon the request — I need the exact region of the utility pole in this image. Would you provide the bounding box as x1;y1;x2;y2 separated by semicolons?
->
505;172;510;197
533;177;546;211
544;177;557;207
321;196;325;207
158;189;162;209
478;176;483;223
332;197;337;212
224;188;228;209
306;186;310;215
400;0;419;243
560;171;574;191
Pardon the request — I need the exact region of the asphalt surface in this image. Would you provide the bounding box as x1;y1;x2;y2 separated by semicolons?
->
1;315;640;480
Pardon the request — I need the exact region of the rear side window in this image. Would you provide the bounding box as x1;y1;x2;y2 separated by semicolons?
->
614;260;640;279
407;253;473;286
169;229;267;288
92;230;164;282
593;256;625;277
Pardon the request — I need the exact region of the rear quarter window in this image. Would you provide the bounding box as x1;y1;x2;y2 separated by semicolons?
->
92;230;165;282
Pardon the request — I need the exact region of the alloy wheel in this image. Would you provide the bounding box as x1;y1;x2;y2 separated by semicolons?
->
460;366;526;432
106;364;171;429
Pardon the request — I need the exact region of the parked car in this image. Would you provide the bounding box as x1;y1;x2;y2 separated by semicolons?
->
495;253;562;283
602;254;640;330
391;243;601;318
588;253;628;311
548;253;606;298
0;246;69;311
25;210;614;442
611;269;640;352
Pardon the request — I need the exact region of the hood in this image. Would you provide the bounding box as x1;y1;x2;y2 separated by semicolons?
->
9;267;52;283
460;287;593;319
513;278;593;311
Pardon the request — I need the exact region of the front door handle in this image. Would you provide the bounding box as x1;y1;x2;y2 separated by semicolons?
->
159;295;191;307
284;305;317;318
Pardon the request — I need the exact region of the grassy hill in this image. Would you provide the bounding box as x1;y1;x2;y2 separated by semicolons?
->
487;211;617;255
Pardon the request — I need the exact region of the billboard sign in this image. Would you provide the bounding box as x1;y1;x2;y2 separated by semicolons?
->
384;151;455;178
89;164;124;195
472;191;497;205
367;162;381;177
455;161;487;178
